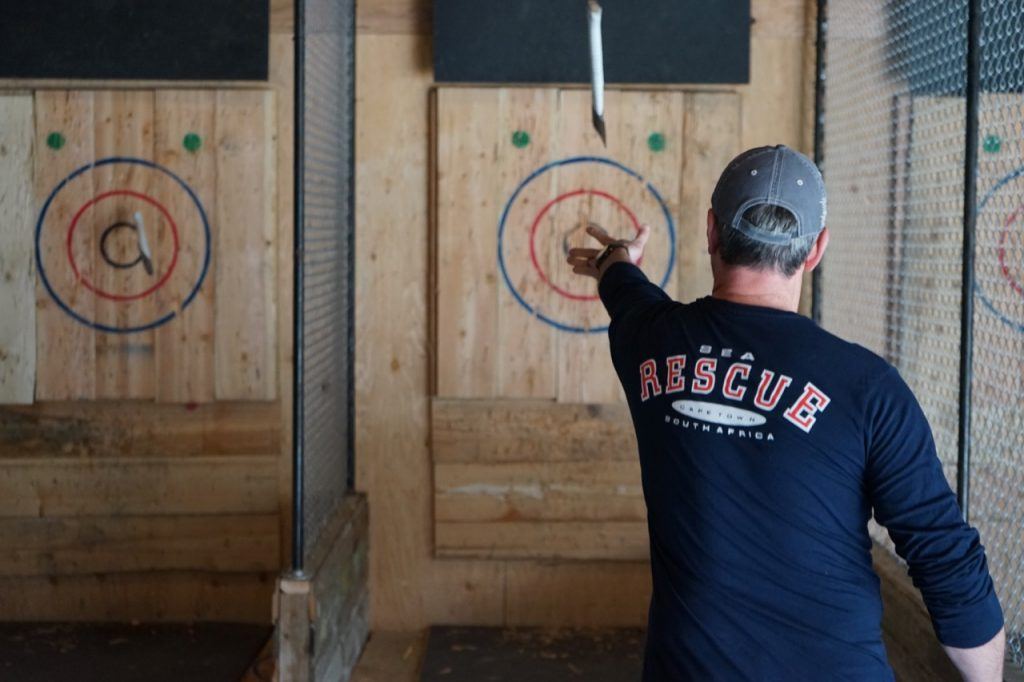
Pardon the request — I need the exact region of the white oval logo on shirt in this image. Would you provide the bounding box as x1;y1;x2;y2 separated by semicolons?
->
671;400;767;427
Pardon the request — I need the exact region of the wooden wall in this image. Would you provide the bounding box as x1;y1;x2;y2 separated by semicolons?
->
0;6;296;623
356;0;818;629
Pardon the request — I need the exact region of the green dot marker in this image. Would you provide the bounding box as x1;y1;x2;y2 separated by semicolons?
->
648;132;666;153
511;130;530;149
982;134;1001;154
46;132;65;151
183;132;203;153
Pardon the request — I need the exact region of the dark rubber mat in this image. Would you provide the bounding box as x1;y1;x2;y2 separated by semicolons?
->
420;626;644;682
0;622;271;682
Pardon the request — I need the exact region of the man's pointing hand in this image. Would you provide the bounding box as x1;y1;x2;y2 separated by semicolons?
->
566;222;651;280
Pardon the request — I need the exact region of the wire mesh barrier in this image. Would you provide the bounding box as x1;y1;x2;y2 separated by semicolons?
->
820;0;1023;668
294;0;356;569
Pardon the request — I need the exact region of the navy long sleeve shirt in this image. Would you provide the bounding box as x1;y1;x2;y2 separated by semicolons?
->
598;262;1003;681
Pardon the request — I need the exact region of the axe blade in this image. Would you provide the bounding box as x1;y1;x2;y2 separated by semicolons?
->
592;107;606;146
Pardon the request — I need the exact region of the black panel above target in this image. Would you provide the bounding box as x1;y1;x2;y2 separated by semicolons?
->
0;0;268;81
433;0;750;85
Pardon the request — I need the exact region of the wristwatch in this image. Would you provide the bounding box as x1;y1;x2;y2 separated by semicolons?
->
594;242;629;270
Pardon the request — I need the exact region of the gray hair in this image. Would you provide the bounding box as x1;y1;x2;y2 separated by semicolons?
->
715;204;816;277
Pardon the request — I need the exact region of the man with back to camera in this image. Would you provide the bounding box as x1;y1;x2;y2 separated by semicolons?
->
566;145;1005;680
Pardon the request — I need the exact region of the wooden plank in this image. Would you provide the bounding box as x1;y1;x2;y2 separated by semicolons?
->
358;33;479;630
276;577;312;682
435;461;644;523
153;91;216;403
356;0;431;35
435;521;648;560
0;401;280;458
420;559;506;626
495;88;558;398
504;561;651;627
679;92;742;303
0;95;36;404
0;570;272;623
34;91;96;400
270;0;293;33
751;0;807;39
431;398;636;463
742;35;806;151
552;87;628;405
0;514;279;576
92;90;157;399
554;89;684;404
214;90;277;400
0;455;277;517
435;88;502;398
310;497;369;682
270;31;296;568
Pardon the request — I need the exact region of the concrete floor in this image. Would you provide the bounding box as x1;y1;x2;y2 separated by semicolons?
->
0;622;271;682
351;631;427;682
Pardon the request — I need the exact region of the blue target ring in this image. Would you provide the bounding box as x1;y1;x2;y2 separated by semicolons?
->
35;157;212;334
497;156;676;333
975;165;1024;334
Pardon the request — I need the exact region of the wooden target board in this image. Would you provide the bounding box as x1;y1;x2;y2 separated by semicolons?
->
435;87;684;403
23;90;277;403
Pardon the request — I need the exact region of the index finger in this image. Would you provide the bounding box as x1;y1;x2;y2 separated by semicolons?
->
586;222;615;246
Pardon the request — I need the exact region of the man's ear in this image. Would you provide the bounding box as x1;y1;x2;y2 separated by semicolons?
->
706;208;719;255
804;227;830;272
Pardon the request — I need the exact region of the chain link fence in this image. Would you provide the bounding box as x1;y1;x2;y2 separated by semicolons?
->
820;0;1023;669
295;0;356;569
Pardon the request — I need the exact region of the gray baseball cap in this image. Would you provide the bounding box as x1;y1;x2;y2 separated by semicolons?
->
711;145;827;246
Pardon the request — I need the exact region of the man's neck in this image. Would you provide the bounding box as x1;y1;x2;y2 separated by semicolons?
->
710;266;803;312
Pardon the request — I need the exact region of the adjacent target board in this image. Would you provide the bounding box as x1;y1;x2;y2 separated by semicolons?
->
435;88;686;403
37;158;210;335
977;163;1024;334
9;90;278;404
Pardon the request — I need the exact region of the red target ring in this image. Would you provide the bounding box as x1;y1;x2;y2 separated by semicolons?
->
529;188;642;301
66;189;180;302
998;205;1024;298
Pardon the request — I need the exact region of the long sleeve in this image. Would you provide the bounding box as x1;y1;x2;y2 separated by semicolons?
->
865;368;1004;647
597;262;673;351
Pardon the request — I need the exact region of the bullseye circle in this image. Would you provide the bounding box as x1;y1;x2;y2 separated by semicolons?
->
976;165;1024;333
35;157;211;334
66;189;181;302
498;156;676;333
529;188;642;302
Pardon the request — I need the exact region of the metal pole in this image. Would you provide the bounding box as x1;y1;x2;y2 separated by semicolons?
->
344;0;357;491
957;0;982;521
291;0;307;574
811;0;827;325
